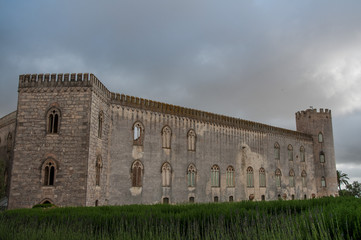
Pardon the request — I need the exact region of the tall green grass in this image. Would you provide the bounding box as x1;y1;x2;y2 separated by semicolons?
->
0;197;360;240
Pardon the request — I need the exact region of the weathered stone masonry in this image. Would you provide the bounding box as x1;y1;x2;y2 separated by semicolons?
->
0;73;338;209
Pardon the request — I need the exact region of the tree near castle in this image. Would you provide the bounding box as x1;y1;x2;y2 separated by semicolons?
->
337;170;349;190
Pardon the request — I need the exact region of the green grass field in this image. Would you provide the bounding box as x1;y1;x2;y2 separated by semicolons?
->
0;197;360;240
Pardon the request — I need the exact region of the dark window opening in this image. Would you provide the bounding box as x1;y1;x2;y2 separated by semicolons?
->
214;196;219;202
163;197;169;204
189;197;194;203
229;196;233;202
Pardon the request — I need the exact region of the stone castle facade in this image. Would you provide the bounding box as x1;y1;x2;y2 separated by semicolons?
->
0;73;338;209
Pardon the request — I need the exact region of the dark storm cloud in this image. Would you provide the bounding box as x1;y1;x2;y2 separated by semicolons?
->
1;1;361;177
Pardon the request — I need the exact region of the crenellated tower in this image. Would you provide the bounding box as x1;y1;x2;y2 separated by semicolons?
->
295;108;338;197
8;73;111;209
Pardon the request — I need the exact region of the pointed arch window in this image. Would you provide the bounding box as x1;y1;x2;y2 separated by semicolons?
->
247;167;254;188
131;160;143;187
133;122;144;146
274;142;280;160
301;170;307;187
47;107;61;134
275;168;282;187
161;162;172;187
187;129;196;151
321;176;326;187
318;132;323;143
288;145;293;161
300;146;305;162
319;151;325;163
98;111;103;139
43;159;56;186
226;166;235;187
161;126;172;149
259;167;266;187
95;156;102;186
187;164;196;187
289;169;295;187
211;165;220;187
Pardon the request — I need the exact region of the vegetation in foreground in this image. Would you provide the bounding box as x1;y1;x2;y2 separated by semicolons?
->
0;197;361;240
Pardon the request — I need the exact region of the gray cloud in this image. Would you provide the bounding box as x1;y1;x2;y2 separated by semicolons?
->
1;0;361;178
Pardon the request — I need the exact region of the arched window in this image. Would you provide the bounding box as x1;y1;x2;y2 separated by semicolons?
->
319;151;325;163
301;170;307;187
275;168;281;187
161;126;172;149
274;142;280;160
229;196;233;202
321;176;326;187
40;198;54;205
187;129;196;151
214;196;219;202
187;164;196;187
300;146;305;162
247;167;254;188
98;111;103;138
189;197;195;203
95;156;102;186
226;166;235;187
288;145;293;161
289;169;295;187
163;197;169;204
211;165;220;187
131;160;143;187
259;167;266;187
318;132;323;143
161;162;172;187
43;159;56;186
133;122;144;146
47;107;61;134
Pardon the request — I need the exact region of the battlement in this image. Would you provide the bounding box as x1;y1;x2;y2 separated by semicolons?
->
18;73;112;98
295;108;332;120
110;93;312;140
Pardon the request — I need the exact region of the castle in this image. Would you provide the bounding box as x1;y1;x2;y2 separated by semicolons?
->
0;73;338;209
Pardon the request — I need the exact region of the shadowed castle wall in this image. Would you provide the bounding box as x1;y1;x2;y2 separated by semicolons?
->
106;105;317;204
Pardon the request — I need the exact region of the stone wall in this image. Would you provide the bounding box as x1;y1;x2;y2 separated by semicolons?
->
8;75;94;208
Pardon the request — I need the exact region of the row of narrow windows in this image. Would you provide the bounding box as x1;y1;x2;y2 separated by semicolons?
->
133;122;196;151
162;193;313;204
48;108;325;147
42;160;327;189
274;143;326;163
127;161;321;189
46;109;327;164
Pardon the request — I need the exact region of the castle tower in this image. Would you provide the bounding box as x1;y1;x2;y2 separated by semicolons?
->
295;108;338;197
8;73;110;209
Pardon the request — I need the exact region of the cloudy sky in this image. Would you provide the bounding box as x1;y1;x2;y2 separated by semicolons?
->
1;0;360;184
